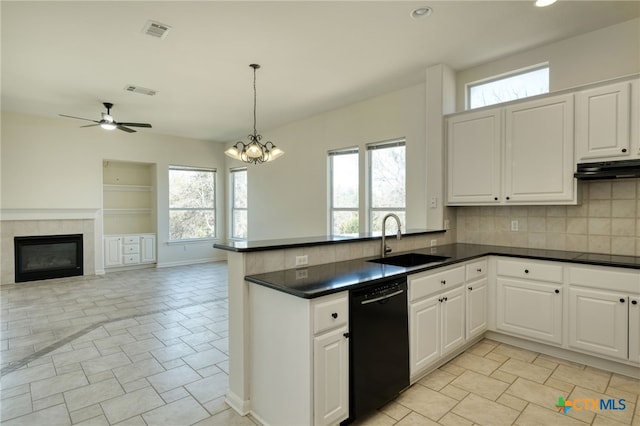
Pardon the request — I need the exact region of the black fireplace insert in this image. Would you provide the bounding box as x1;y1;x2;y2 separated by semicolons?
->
14;234;83;283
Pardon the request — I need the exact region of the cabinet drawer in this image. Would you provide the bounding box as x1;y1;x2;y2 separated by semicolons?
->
123;254;140;264
409;266;465;302
123;244;140;254
497;258;563;283
466;259;488;281
123;235;139;244
314;294;348;334
569;266;640;293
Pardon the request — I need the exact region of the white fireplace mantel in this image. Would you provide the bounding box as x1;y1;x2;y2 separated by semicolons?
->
0;208;101;221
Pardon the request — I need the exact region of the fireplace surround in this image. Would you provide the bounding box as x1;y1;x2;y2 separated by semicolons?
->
14;234;83;282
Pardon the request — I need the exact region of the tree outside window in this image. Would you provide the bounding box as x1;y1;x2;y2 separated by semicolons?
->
169;166;216;240
468;65;549;109
230;168;248;239
329;148;359;235
368;139;406;234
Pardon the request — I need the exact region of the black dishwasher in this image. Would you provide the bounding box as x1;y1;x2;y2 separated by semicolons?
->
347;277;409;422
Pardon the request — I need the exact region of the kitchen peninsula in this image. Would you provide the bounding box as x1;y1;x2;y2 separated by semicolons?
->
215;235;640;426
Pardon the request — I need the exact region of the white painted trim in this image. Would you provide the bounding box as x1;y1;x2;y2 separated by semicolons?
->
225;391;251;416
156;257;223;268
0;208;100;221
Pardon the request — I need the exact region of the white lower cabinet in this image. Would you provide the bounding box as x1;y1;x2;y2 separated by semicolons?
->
409;265;469;379
465;259;488;340
249;287;349;426
104;236;123;267
314;325;349;426
568;287;628;360
568;266;640;365
496;259;563;345
104;234;156;269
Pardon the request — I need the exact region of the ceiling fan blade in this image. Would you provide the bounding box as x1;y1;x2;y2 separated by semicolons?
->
80;124;101;128
117;122;152;128
116;125;136;133
59;114;99;123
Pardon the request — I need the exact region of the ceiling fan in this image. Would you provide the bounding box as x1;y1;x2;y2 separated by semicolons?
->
59;102;152;133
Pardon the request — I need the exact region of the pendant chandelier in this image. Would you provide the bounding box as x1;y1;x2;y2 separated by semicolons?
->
225;64;284;164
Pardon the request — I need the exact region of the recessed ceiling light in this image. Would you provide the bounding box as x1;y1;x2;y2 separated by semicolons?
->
410;6;433;20
535;0;557;7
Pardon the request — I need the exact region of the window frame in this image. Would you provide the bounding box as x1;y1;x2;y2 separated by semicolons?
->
229;167;248;240
328;147;360;235
168;165;217;242
366;138;406;234
466;63;550;110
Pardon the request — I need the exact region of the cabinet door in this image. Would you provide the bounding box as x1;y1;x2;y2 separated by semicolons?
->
466;278;488;340
104;236;123;267
504;94;575;203
497;278;563;344
576;81;631;161
569;287;628;361
630;297;640;365
409;295;440;377
314;326;349;426
441;286;465;356
447;109;502;205
141;235;156;263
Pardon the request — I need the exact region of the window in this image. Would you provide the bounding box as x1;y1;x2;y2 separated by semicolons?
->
230;168;248;239
169;166;216;240
368;139;406;234
329;148;359;235
467;65;549;109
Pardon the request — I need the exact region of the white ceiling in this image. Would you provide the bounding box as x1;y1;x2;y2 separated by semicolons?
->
2;1;639;142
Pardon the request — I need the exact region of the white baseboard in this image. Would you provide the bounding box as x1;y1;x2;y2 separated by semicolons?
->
156;256;225;268
485;331;640;379
225;391;251;416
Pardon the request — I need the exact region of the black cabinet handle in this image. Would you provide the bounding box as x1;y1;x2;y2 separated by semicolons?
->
622;148;627;153
468;286;473;291
506;196;510;200
476;268;482;272
343;332;350;338
620;298;626;303
444;296;448;302
494;197;498;201
524;269;529;274
331;312;338;319
555;289;560;294
632;300;638;305
441;280;446;285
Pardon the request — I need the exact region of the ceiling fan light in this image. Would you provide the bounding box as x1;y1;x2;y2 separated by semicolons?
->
101;122;117;130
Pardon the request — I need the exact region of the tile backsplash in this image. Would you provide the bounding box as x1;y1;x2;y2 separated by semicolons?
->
454;178;639;256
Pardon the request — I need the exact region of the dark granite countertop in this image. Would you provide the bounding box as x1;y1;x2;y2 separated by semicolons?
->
213;229;445;252
245;243;640;299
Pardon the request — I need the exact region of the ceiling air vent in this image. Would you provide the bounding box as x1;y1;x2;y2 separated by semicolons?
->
124;85;157;96
142;20;171;39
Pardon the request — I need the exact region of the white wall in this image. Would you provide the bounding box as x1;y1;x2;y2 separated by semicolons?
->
455;18;640;110
227;83;429;241
1;111;227;267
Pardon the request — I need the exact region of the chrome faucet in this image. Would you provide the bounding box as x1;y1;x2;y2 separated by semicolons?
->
381;213;402;258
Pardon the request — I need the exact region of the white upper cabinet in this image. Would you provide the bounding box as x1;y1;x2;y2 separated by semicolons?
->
504;94;575;204
575;81;633;161
447;93;576;205
447;109;502;204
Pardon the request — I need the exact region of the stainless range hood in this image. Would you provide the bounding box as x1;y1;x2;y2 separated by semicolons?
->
574;159;640;180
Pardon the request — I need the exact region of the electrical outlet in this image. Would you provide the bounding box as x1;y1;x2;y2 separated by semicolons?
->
295;269;308;279
295;255;308;267
444;219;450;230
431;239;437;247
430;197;438;208
511;220;519;231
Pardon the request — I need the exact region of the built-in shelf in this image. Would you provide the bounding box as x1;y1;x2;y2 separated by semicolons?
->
103;208;153;215
103;184;152;192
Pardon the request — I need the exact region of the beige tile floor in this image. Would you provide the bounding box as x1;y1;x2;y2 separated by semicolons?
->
1;263;639;426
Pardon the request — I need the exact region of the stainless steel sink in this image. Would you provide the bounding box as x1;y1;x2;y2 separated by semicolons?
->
368;253;450;267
